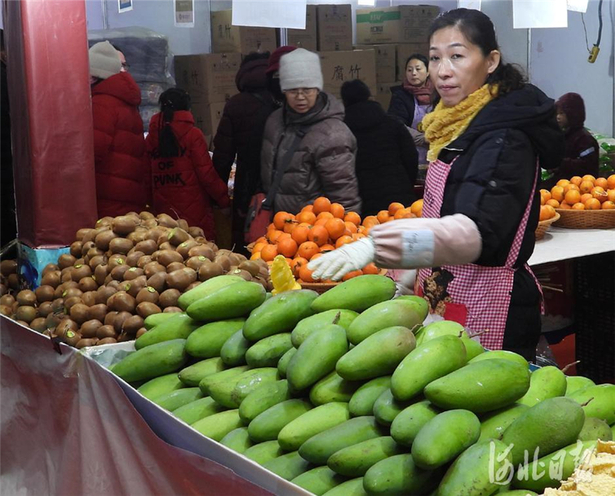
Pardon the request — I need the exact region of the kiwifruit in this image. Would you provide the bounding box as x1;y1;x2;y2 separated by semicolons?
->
97;337;117;345
158;242;173;251
113;311;132;333
74;258;86;267
0;294;15;306
81;291;97;307
122;314;144;335
58;254;76;270
94;265;108;286
62;286;83;299
109;238;134;255
69;303;90;325
156;250;183;267
186;255;209;271
142;218;158;229
238;260;261;277
11;301;19;313
15;290;35;307
206;241;219;252
95;230;117;251
78;276;98;293
81;228;101;244
0;259;17;276
110;264;130;281
34;285;55;303
177;240;199;259
51;298;65;314
214;255;231;272
30;317;47;333
38;301;53;317
136;286;159;305
194;236;208;245
144;262;166;278
137;255;153;269
108;254;127;270
127;230;147;244
185;281;201;292
167;227;191;247
188;226;205;239
112;215;138;236
188;245;215;260
140;211;155;220
116;332;131;342
145;227;166;242
146;271;167;293
63;330;82;347
158;289;180;308
7;273;20;290
95;216;114;228
134;239;158;255
104;311;118;326
166;268;197;291
217;249;233;257
86;247;104;260
177;219;190;231
55;318;78;337
136;302;162;319
75;228;93;241
64;296;83;311
70;241;83;258
157;213;178;228
229;268;252;282
0;304;12;316
163;306;183;313
227;253;243;266
45;313;62;329
199;262;224;281
88;255;107;271
61;270;73;284
76;338;98;349
0;282;6;296
42;263;59;276
107;291;136;313
71;264;92;282
166;261;186;274
80;240;97;257
123;267;144;281
88;303;108;322
106;280;122;290
126;251;144;267
95;286;116;305
15;306;37;323
80;319;102;338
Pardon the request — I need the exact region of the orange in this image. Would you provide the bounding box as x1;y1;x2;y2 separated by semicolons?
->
351;233;366;241
330;203;345;219
283;221;297;234
261;244;279;262
591;186;608;203
314;218;329;227
324;218;346;240
579;180;594;194
539;189;551;205
539;205;556;221
313;197;332;215
301;204;314;213
277;232;292;241
297;241;320;260
344;221;358;234
250;251;262;260
344;211;361;226
320;243;336;252
584;198;601;210
362;263;379;275
388;202;405;216
594;177;608;189
308;225;329;246
602;201;615;210
559;202;572;209
255;236;267;244
564;189;581;205
376;210;391;224
607;189;615;202
582;175;596;183
291;225;310;245
268;229;284;243
298;264;315;283
253;241;267;254
570;176;583;186
273;211;293;230
607;175;615;190
342;270;363;281
296;210;316;225
580;193;593;203
362;215;380;228
410;199;424;217
550;186;565;202
571;203;585;210
335;235;353;248
277;238;298;258
563;183;579;193
290;257;308;278
555;179;570;188
545;199;560;208
316;211;334;221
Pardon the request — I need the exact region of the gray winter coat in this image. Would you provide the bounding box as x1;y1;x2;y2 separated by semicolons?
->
260;92;361;214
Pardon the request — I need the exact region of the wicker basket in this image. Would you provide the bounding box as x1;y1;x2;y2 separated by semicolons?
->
535;212;560;240
300;269;388;294
554;208;615;229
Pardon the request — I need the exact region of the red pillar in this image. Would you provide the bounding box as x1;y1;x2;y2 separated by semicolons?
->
4;0;97;248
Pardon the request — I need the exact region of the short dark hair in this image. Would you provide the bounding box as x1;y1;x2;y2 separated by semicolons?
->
428;8;525;96
405;53;428;71
340;79;371;107
241;51;270;67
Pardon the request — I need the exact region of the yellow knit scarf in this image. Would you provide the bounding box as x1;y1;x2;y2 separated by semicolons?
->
421;84;499;162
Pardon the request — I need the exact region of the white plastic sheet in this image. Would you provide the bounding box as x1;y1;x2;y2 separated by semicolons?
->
513;0;568;29
0;318;310;496
232;0;307;29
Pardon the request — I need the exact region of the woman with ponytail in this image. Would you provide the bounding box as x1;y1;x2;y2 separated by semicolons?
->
309;8;565;360
146;88;230;240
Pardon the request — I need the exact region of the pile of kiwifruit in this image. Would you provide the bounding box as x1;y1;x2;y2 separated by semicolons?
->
0;212;271;348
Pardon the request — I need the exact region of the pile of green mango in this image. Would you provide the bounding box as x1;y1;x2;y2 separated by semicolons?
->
109;274;615;496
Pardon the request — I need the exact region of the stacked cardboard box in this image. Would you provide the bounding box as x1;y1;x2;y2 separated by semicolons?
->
319;49;377;100
288;5;318;51
210;10;277;55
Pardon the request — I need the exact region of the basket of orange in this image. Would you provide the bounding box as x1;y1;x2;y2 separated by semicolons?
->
540;174;615;230
536;205;560;240
248;197;424;291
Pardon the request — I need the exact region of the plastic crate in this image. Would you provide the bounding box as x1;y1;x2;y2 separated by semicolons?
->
573;252;615;382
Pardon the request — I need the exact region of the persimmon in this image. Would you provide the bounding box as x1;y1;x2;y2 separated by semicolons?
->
362;215;380;228
316;211;334;221
342;270;363;281
298;264;315;283
362;263;379;274
277;232;292;241
335;235;353;248
313;197;332;215
296;210;316;224
261;244;279;261
377;210;391;224
320;243;336;252
351;233;366;241
330;203;345;219
290;257;308;278
325;218;346;240
273;211;293;230
308;225;329;246
344;211;361;226
250;251;262;260
301;204;314;213
314;217;330;227
297;241;320;260
388;202;405;216
410;199;423;217
277;238;298;258
344;221;358;234
291;225;310;245
268;230;284;243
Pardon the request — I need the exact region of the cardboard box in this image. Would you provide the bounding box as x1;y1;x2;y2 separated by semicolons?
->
319;49;377;99
317;4;353;51
174;53;241;104
355;44;397;82
396;42;430;81
288;5;318;51
374;82;397;110
211;10;277;54
356;5;439;45
192;101;226;137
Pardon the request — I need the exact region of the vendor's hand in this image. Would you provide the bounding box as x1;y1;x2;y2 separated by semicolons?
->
308;237;376;281
408;127;426;147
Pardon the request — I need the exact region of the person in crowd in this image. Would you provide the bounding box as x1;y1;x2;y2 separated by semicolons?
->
310;8;564;360
341;79;418;216
110;44;129;72
213;52;276;253
89;41;149;217
541;92;600;189
265;45;297;107
388;54;433;164
260;48;361;215
146;88;230;241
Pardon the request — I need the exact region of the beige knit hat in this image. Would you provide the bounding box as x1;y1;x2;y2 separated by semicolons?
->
279;48;323;91
89;41;121;80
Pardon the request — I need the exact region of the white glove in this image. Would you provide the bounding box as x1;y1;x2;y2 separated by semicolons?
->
395;269;417;296
308;237;376;281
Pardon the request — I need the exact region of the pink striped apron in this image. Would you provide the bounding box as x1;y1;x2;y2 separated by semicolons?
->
416;157;543;350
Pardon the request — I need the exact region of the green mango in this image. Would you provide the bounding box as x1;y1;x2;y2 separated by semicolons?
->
277;347;296;378
498;491;538;496
417;320;467;345
173;397;225;425
152;387;203;411
478;403;529;443
373;389;415;426
238;380;291;424
565;376;595;396
568;384;615;424
517;366;567;407
143;312;178;330
577;416;613;441
346;300;425;345
229;367;280;406
425;358;530;413
391;335;467;401
178;357;225;386
291;466;346;495
185;319;245;358
243;440;285;465
328;436;404;477
134;314;199;350
469;350;529;368
461;337;485;360
110;339;188;383
309;371;363;406
349;376;392;417
220;427;253;454
310;275;396;313
137;373;184;400
245;332;293;367
363;454;444;495
248;399;312;443
321;478;368;496
177;274;245;310
502;397;586;466
291;309;359;347
191;409;243;441
220;329;251;366
394;294;429;318
198;365;250;396
337;326;416;381
390;400;440;447
186;281;266;322
412;409;481;470
261;451;311;480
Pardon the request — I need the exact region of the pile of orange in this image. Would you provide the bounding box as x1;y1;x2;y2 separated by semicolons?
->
249;197;424;283
540;174;615;219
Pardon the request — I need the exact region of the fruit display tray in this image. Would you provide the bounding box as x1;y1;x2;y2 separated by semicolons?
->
300;269;388;294
535;212;560;240
555;208;615;229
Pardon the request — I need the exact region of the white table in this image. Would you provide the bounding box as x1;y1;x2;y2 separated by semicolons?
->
529;227;615;266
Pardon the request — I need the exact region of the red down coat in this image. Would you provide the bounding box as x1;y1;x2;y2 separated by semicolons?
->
146;111;230;240
92;72;149;217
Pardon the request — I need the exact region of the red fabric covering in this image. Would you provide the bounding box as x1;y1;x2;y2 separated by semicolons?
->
146;111;230;240
92;72;149;218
